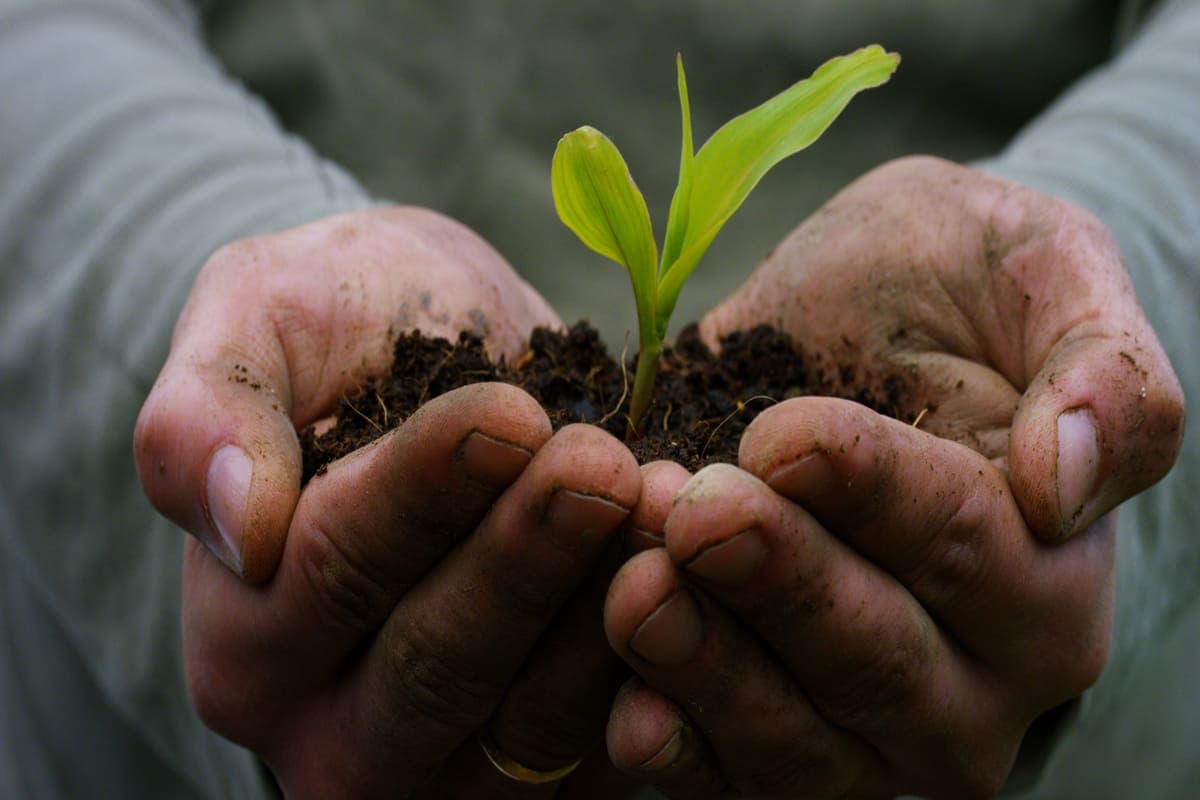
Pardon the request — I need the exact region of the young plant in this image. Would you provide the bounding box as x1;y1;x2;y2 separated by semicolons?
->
552;45;899;435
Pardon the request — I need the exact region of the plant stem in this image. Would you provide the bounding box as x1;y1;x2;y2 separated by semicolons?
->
626;336;662;438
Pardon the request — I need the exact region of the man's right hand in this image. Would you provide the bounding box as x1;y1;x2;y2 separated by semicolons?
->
134;208;644;798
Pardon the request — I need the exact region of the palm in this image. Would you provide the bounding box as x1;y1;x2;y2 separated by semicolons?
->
700;156;1181;543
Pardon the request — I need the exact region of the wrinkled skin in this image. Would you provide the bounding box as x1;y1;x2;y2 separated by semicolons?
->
135;208;645;798
602;157;1184;798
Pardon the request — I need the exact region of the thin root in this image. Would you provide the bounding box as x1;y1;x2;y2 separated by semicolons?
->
701;395;777;458
597;332;631;427
344;395;383;433
375;390;389;428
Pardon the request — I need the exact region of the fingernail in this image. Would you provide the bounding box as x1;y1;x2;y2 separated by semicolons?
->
1056;408;1099;536
685;528;766;585
457;430;533;489
641;728;683;772
544;489;630;552
764;452;835;498
629;589;702;665
205;445;250;575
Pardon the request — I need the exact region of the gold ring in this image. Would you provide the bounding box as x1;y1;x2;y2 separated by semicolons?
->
477;730;582;785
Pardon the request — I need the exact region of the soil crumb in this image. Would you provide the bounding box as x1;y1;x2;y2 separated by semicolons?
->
301;320;914;482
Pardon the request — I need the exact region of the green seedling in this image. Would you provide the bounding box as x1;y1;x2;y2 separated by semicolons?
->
552;45;899;435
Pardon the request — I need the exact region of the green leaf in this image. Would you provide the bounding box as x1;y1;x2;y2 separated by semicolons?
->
656;45;899;322
551;126;659;315
659;54;695;283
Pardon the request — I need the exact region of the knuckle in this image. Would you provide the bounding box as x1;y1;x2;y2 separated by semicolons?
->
817;621;934;732
297;519;392;634
906;485;996;607
205;236;264;275
383;617;502;732
1040;198;1116;260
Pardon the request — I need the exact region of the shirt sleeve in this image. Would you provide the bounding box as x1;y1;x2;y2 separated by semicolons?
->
978;1;1200;796
0;1;370;797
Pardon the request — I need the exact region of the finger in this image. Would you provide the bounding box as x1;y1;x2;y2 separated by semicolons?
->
625;461;691;554
555;739;646;800
738;397;1115;689
662;464;1024;798
181;383;552;744
605;549;886;798
134;329;302;582
988;201;1185;541
1010;306;1185;541
284;383;551;655
607;678;728;799
277;424;640;798
464;540;630;794
135;208;560;582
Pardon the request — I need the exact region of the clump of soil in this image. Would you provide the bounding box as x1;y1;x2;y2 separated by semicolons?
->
301;321;914;482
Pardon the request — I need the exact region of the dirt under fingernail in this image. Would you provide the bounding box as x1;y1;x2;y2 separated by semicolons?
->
456;430;533;489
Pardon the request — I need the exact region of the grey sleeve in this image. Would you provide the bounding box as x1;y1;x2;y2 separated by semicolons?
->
0;1;369;797
980;1;1200;797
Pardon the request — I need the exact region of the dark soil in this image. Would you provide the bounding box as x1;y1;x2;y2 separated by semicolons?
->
300;321;915;482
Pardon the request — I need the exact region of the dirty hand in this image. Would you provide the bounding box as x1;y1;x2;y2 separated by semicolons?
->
600;157;1185;798
703;154;1183;543
134;208;644;798
606;410;1115;798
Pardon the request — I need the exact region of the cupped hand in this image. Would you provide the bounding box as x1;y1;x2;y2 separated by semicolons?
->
191;401;641;799
602;157;1185;798
605;400;1116;798
135;206;560;580
134;208;646;797
702;155;1183;541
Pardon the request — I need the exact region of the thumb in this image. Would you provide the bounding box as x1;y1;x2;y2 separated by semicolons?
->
134;365;301;584
134;242;311;582
134;208;564;582
1009;247;1185;543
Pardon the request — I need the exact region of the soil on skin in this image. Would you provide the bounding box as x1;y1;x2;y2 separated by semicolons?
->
301;320;915;482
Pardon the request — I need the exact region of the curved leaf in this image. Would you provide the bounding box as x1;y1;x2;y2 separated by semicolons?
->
551;126;658;308
657;45;900;321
